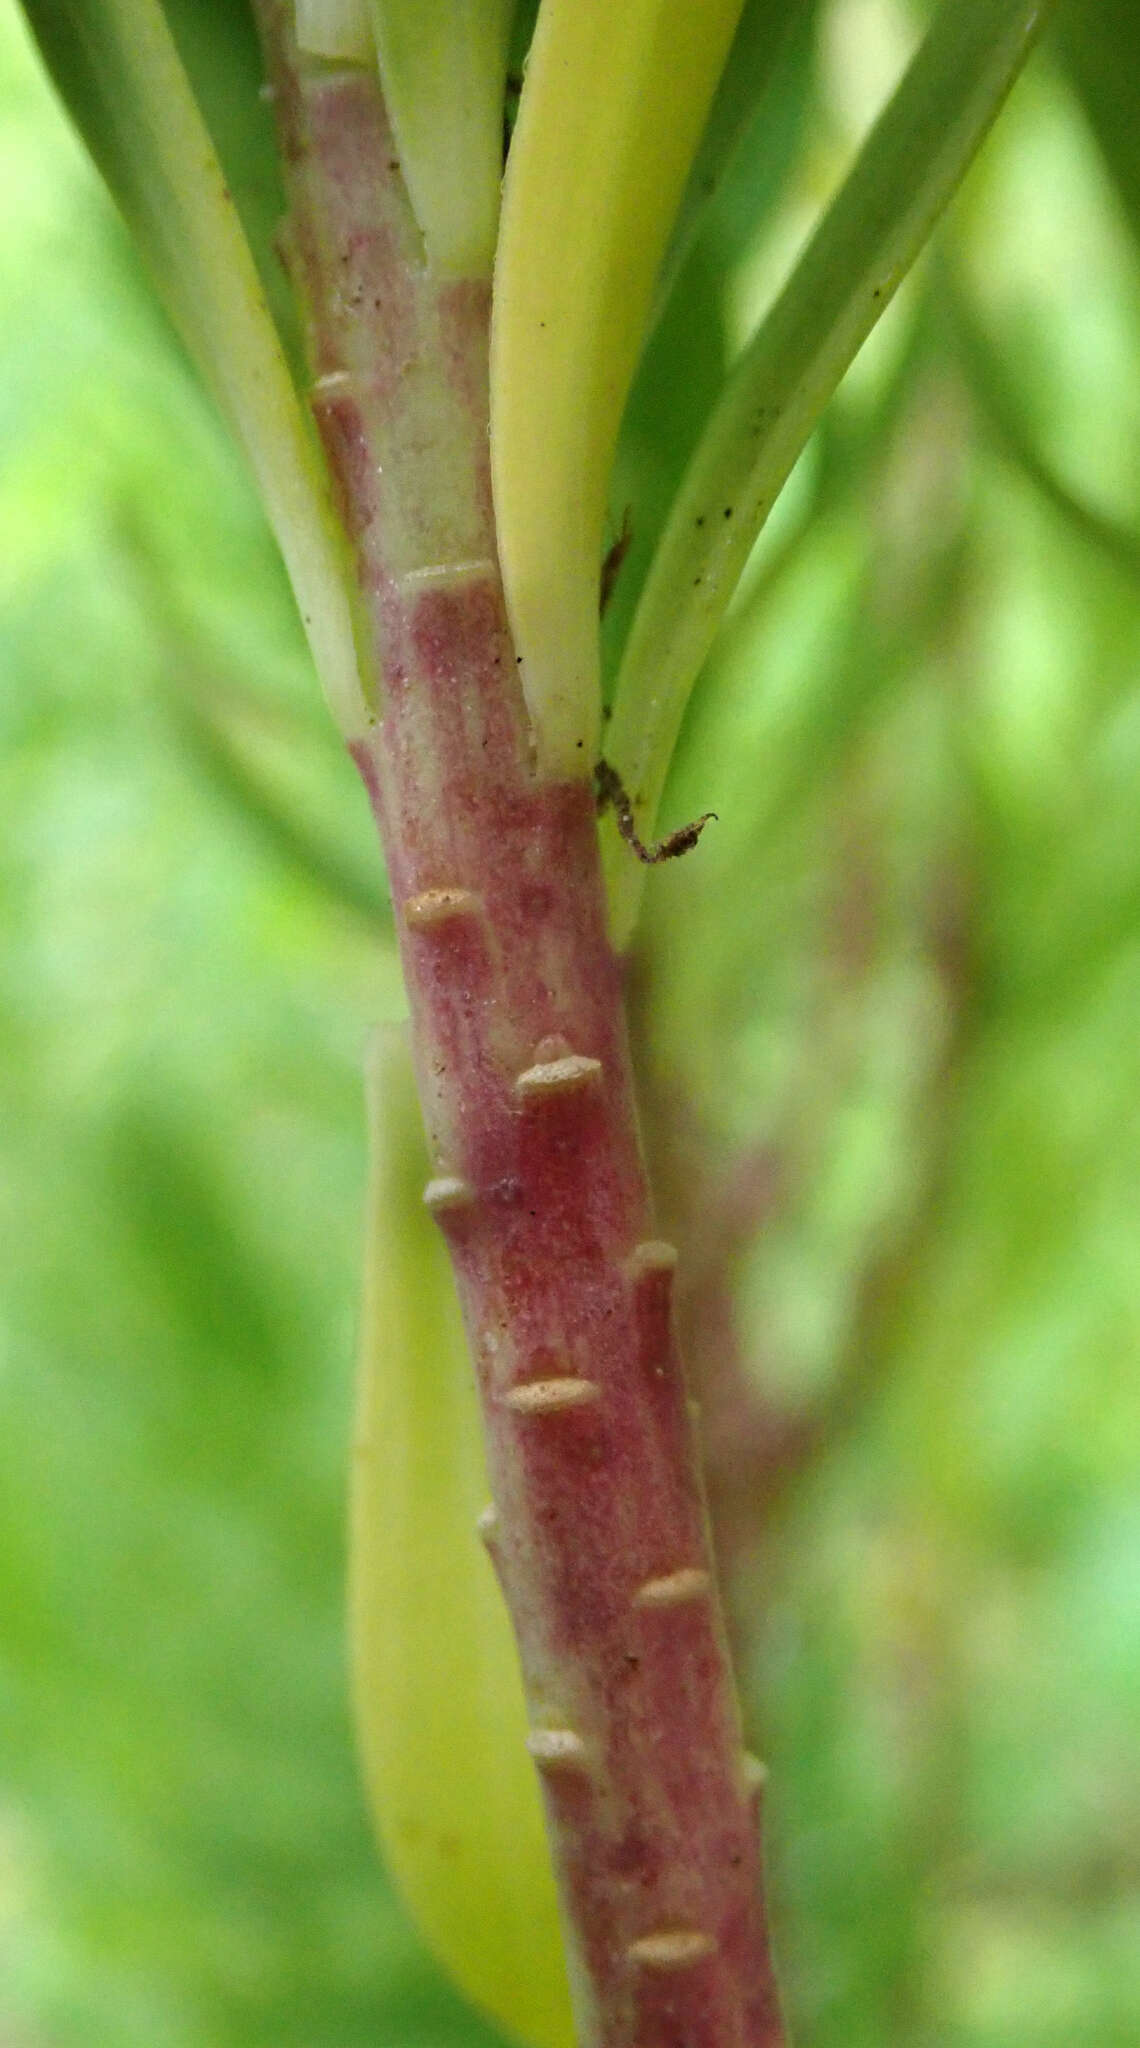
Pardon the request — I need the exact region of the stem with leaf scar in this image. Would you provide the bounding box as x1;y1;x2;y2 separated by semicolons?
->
253;9;785;2045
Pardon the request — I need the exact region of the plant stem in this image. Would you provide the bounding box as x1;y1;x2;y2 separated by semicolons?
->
254;8;786;2042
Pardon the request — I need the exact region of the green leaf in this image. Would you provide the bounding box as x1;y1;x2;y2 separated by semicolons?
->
350;1030;573;2048
655;0;811;319
603;0;1053;944
160;0;307;378
604;5;816;680
19;0;369;735
490;0;748;777
165;680;391;931
1055;0;1140;245
368;0;513;277
946;274;1140;593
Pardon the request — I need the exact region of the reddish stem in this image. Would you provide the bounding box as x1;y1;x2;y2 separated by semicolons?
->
254;11;786;2045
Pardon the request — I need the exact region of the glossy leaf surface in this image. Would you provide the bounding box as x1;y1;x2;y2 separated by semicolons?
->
350;1031;573;2048
490;0;747;775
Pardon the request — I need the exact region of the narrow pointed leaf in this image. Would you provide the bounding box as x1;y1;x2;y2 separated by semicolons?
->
350;1031;573;2048
490;0;747;777
20;0;369;735
656;0;809;319
368;0;512;276
603;0;1052;944
604;7;815;671
160;0;305;378
1055;0;1140;244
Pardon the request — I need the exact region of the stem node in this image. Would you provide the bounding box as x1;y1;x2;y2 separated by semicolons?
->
514;1053;604;1099
633;1567;713;1609
502;1377;601;1415
627;1929;718;1970
422;1175;475;1213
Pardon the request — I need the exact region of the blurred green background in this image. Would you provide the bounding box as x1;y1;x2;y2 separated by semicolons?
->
2;2;1139;2044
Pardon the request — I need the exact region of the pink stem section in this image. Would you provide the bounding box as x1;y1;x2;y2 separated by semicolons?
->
255;13;786;2043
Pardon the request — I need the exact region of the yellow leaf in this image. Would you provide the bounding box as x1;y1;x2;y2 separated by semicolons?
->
350;1029;574;2048
490;0;746;777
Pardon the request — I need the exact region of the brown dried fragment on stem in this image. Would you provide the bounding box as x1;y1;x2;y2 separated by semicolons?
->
595;757;717;865
600;505;634;615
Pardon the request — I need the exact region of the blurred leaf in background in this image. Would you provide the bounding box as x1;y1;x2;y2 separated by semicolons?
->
1;2;1140;2047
